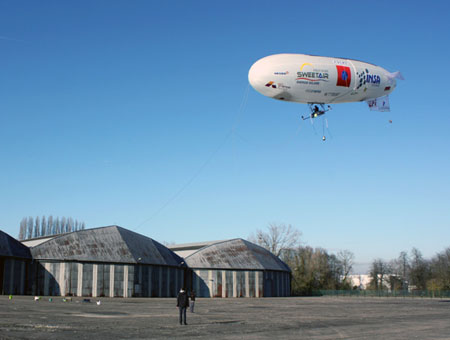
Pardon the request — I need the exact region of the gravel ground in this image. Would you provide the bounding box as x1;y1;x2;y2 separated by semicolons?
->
1;295;450;339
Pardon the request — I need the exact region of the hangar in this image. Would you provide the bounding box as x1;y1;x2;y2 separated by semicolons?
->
0;230;31;295
1;226;291;298
184;238;291;297
29;226;185;297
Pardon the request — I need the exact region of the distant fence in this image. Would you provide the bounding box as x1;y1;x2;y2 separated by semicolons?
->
313;290;450;298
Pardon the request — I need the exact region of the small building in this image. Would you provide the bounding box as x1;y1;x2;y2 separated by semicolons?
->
184;238;291;298
347;274;371;290
29;226;185;297
0;230;32;295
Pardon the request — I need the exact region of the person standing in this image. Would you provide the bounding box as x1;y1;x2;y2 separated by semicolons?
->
176;288;189;325
190;290;196;313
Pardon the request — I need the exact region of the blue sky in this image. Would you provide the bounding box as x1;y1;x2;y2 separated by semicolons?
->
1;1;449;271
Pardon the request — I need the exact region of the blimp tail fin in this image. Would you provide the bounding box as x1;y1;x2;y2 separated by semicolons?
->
387;71;404;81
366;95;390;112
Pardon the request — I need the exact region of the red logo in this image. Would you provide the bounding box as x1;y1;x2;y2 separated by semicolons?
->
336;66;351;87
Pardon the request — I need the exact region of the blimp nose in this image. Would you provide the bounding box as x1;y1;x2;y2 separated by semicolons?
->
248;59;267;90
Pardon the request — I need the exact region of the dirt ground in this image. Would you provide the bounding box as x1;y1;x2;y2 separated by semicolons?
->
1;295;450;339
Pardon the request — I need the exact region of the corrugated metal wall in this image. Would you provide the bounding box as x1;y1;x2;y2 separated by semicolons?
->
1;260;291;298
26;261;184;297
190;269;290;298
0;258;28;295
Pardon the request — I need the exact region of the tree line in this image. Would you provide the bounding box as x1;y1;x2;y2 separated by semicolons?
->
249;223;355;295
282;246;355;295
18;216;86;240
368;247;450;292
250;223;450;295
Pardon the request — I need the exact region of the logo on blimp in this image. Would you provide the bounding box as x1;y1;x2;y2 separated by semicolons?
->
336;66;352;87
296;63;329;83
265;81;277;88
366;74;381;84
356;69;381;89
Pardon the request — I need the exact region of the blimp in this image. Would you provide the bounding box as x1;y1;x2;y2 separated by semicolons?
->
248;53;403;120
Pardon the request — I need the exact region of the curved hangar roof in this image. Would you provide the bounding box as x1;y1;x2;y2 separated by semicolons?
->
0;230;31;259
184;238;291;272
31;226;183;266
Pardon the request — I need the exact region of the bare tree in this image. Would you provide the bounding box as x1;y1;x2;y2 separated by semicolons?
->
34;216;40;238
429;247;450;290
68;217;74;232
389;251;410;291
47;215;53;235
249;223;302;257
18;217;27;240
41;216;46;236
61;217;66;233
27;216;33;239
409;247;430;290
337;250;355;282
398;251;409;280
54;217;60;234
369;259;391;290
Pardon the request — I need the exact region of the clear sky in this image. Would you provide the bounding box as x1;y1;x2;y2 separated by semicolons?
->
1;1;449;272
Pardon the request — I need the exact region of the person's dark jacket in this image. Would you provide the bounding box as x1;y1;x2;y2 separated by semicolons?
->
190;291;196;301
177;290;189;308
